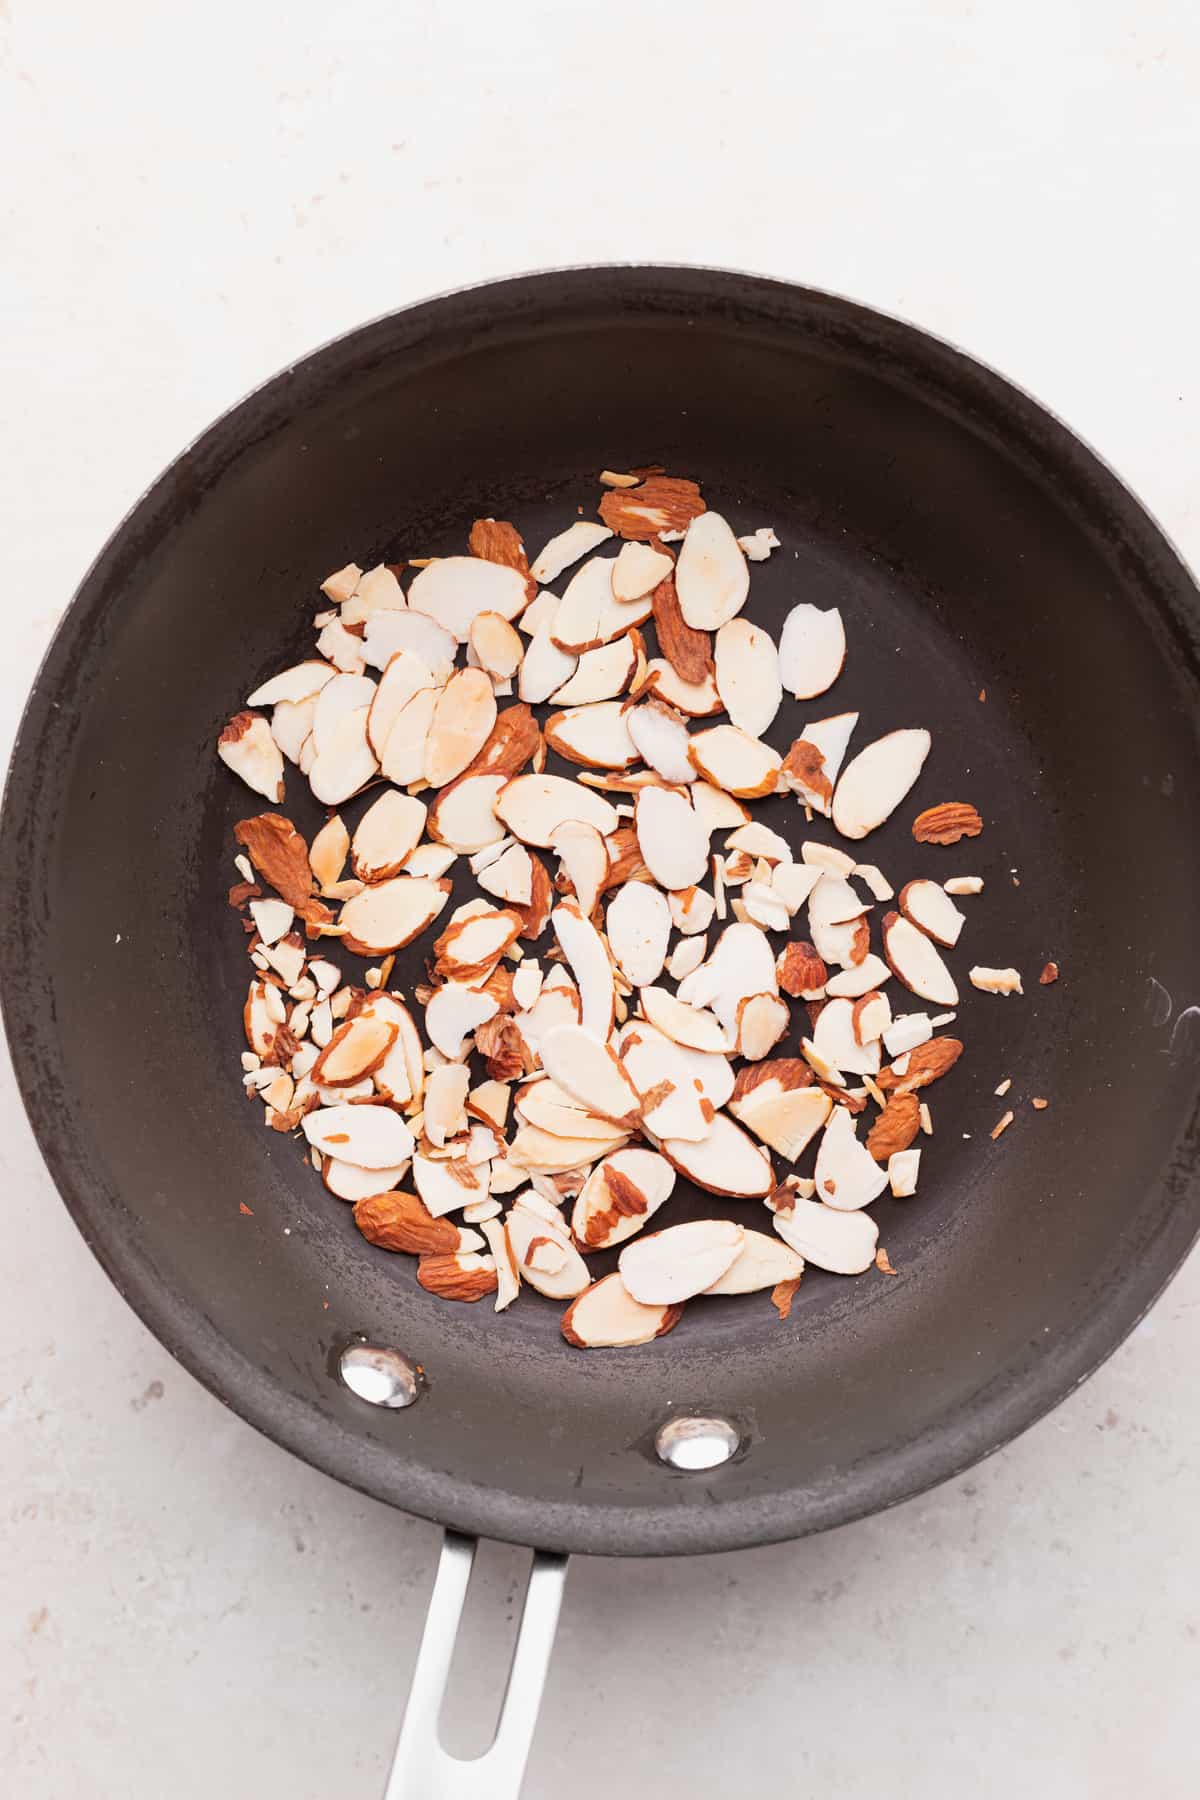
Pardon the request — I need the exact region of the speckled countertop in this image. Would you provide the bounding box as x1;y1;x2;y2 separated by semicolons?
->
2;3;1197;1795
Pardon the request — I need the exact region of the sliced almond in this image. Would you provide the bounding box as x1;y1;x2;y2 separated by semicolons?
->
944;876;984;896
770;862;823;916
356;994;417;1105
552;901;615;1039
404;844;457;880
270;697;315;765
773;1200;879;1274
312;672;378;755
814;1105;889;1210
510;960;543;1010
413;1151;489;1218
477;841;534;906
424;772;504;853
301;1103;414;1169
813;996;882;1077
571;1148;676;1251
669;886;716;935
362;609;456;682
549;633;638;704
508;1124;627;1174
824;954;892;999
515;972;581;1062
633;786;708;891
479;1216;520;1311
619;1218;744;1304
320;563;362;605
832;728;931;840
726;822;791;863
308;705;378;806
851;990;891;1045
407;557;529;642
660;1112;773;1197
780;712;858;815
618;1022;719;1142
469;611;524;679
688;725;782;799
423;1060;471;1147
339;875;451;955
808;874;870;968
778;604;845;700
316;617;366;673
882;1012;933;1058
881;912;959;1006
377;686;438;786
855;862;894;902
248;660;337;708
704;1229;803;1295
311;1015;398;1086
423;668;498;788
424;983;501;1060
624;697;696;786
529;520;614;584
249;897;293;945
729;1071;831;1160
612;539;673;602
218;713;285;801
544;700;637;769
740;881;791;933
561;1272;682;1348
640;985;731;1054
495;774;618;847
714;618;782;736
677;921;778;1038
667;934;707;981
606;881;671;986
550;819;609;918
888;1148;921;1197
675;512;749;629
515;1076;626;1141
434;907;522;980
899;879;965;947
366;650;436;759
736;992;790;1060
539;1024;642;1127
340;563;406;627
506;1205;590;1298
642;657;723;716
969;966;1024;996
518;607;578;703
737;528;780;561
350;790;427;882
552;555;652;653
468;1080;512;1132
323;1157;410;1203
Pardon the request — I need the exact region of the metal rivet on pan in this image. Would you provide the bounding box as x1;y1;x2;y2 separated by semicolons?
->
339;1343;422;1409
654;1415;741;1471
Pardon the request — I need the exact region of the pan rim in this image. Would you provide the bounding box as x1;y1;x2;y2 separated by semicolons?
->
3;263;1199;1557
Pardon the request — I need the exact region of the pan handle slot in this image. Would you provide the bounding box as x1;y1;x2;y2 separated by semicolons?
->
383;1530;568;1799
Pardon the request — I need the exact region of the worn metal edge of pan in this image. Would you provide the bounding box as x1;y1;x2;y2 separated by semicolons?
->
2;264;1199;1558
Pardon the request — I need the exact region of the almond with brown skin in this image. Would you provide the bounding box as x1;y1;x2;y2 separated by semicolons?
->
781;738;833;808
601;827;653;891
865;1092;921;1161
416;1252;499;1302
731;1057;814;1101
469;517;532;583
771;1275;803;1320
1040;961;1059;985
475;1014;536;1082
512;852;553;940
877;1035;964;1094
776;940;828;998
235;813;318;914
461;702;541;780
598;475;706;541
354;1190;461;1255
651;570;713;684
912;801;983;845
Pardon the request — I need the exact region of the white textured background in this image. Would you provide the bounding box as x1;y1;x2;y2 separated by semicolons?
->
2;3;1198;1795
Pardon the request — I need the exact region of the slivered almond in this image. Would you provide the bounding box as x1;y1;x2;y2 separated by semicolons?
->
778;604;845;700
625;695;696;786
302;1104;415;1168
667;935;706;980
315;618;365;673
619;1219;744;1304
660;1112;773;1197
688;725;782;798
340;564;405;625
339;876;452;955
508;1123;627;1173
367;651;436;760
424;983;500;1059
476;842;534;906
495;774;618;846
888;1148;921;1196
519;609;578;702
407;557;529;641
423;1061;471;1146
969;966;1024;995
704;1229;803;1296
881;912;959;1006
851;990;891;1045
270;697;315;765
738;528;780;561
529;520;614;584
378;686;438;785
468;1079;513;1131
773;1200;879;1274
606;880;671;986
832;729;931;839
571;1148;675;1250
551;902;614;1039
669;885;716;935
323;1158;409;1203
814;1103;889;1210
413;1151;489;1218
561;1273;683;1348
507;1205;590;1297
218;712;285;801
479;1217;520;1310
309;704;378;805
417;1252;499;1302
515;1077;623;1141
714;618;782;736
351;790;427;882
945;875;984;896
824;954;891;999
544;700;637;768
309;814;350;892
363;610;455;682
248;660;337;708
634;786;708;891
599;475;705;541
899;879;964;947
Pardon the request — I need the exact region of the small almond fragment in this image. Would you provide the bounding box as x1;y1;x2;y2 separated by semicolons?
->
991;1109;1015;1140
814;1105;889;1210
776;940;828;999
612;539;674;603
529;520;614;585
1040;961;1059;985
309;814;350;892
912;802;983;845
548;634;638;704
969;966;1024;996
669;885;716;935
944;876;984;896
417;1252;499;1303
561;1273;682;1349
218;712;285;802
736;992;790;1061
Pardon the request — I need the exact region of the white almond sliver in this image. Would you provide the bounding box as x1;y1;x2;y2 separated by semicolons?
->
544;700;637;769
852;990;891;1045
271;697;315;765
625;698;696;785
778;604;845;700
309;705;378;806
676;921;777;1037
640;985;731;1054
824;954;891;999
518;609;578;703
561;1272;680;1348
726;822;791;863
667;935;707;980
634;787;708;891
669;886;716;935
771;862;823;915
688;725;782;799
969;966;1024;995
424;984;500;1060
736;992;790;1060
619;1219;744;1304
801;840;857;878
322;1157;410;1202
552;555;651;653
339;875;451;955
218;713;285;801
552;902;615;1040
659;1113;773;1198
507;1205;590;1298
248;660;337;708
495;775;618;846
424;668;498;787
642;658;724;717
530;520;614;584
469;611;524;679
313;672;377;754
316;618;366;673
427;773;506;853
407;557;529;642
249;898;293;945
855;862;894;901
831;728;931;840
882;913;959;1007
945;876;984;896
888;1148;921;1197
362;610;456;682
378;686;438;786
740;881;791;933
737;527;780;562
423;1061;471;1147
899;879;965;947
812;998;881;1078
515;1078;622;1141
606;880;671;987
728;1080;831;1161
539;1025;642;1126
781;711;859;815
549;634;638;704
301;1104;414;1169
476;842;534;906
366;650;436;759
675;512;749;630
773;1200;878;1274
570;1148;676;1251
714;618;782;737
881;1012;933;1057
704;1228;803;1294
414;1152;491;1219
479;1217;520;1311
510;961;543;1010
549;819;609;918
351;790;428;882
320;562;362;605
612;540;673;602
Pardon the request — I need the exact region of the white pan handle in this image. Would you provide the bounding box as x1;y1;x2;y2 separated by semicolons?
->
383;1530;568;1799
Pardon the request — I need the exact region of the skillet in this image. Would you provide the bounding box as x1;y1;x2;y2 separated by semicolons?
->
2;266;1199;1796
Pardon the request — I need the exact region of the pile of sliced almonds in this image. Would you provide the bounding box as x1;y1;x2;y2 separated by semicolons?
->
219;468;1037;1348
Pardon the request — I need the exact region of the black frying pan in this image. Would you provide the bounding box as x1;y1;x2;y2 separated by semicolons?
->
4;267;1199;1796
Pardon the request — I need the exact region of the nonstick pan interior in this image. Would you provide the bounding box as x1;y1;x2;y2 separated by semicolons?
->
3;268;1198;1556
